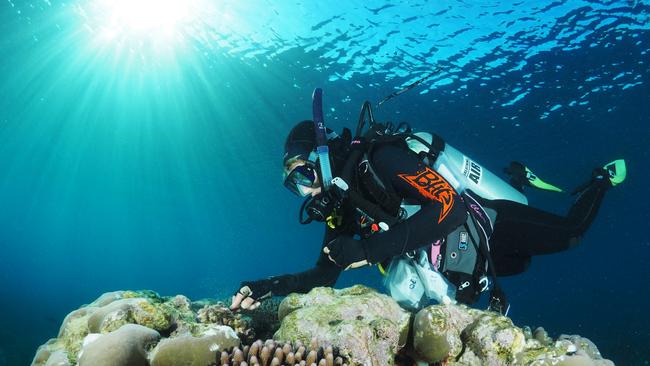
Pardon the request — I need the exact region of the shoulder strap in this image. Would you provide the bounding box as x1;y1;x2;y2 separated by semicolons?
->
358;158;403;217
354;126;448;223
463;190;510;315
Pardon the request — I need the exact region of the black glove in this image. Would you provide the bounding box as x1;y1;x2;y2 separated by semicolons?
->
323;236;370;270
236;279;275;302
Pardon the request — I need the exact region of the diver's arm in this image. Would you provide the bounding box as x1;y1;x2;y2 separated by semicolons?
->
233;229;342;304
231;256;340;311
323;144;466;268
324;204;466;267
261;258;341;296
363;203;465;263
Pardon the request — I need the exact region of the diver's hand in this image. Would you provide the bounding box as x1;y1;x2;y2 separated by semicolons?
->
323;236;370;270
230;280;273;311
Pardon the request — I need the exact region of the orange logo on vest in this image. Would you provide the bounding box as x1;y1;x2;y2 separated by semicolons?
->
398;166;457;223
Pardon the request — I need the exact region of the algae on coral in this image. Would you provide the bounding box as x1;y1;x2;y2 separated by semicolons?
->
32;287;615;366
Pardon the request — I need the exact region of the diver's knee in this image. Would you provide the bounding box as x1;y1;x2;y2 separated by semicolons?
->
495;256;531;276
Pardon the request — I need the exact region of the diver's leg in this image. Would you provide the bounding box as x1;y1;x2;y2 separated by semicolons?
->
492;254;532;276
487;175;610;257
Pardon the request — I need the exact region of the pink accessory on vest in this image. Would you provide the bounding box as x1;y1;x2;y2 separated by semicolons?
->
430;239;442;271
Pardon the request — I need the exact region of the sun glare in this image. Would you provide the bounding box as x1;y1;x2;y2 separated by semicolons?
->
113;0;188;31
92;0;196;44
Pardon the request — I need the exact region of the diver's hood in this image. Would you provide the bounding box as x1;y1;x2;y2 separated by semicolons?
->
284;120;317;164
283;120;350;170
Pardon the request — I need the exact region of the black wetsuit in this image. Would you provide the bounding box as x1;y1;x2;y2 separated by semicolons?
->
251;142;609;303
480;179;608;276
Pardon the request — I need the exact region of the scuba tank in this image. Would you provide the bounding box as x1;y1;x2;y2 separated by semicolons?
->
406;132;528;205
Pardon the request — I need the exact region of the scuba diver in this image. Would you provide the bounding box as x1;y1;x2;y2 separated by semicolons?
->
230;88;627;315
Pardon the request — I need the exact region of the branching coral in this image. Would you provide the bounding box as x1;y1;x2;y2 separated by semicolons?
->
215;339;348;366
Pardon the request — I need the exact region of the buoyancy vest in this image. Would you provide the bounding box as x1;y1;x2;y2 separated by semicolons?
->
441;190;496;304
359;128;520;306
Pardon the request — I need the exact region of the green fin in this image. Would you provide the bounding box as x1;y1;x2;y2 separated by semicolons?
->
525;167;563;192
603;159;627;186
377;263;387;276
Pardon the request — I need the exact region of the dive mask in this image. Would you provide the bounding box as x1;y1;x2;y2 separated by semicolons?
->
284;161;319;197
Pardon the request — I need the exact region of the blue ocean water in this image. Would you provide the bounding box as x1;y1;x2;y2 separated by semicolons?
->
0;0;648;365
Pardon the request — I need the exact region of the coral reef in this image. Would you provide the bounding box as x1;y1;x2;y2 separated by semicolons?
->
274;285;411;366
197;303;255;343
246;297;283;341
31;344;71;366
409;303;614;366
520;333;615;366
31;290;254;366
78;324;160;366
412;302;478;363
216;339;348;366
32;287;614;366
149;325;239;366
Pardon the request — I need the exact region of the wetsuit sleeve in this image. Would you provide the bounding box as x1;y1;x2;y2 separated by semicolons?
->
261;228;342;296
361;144;466;264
